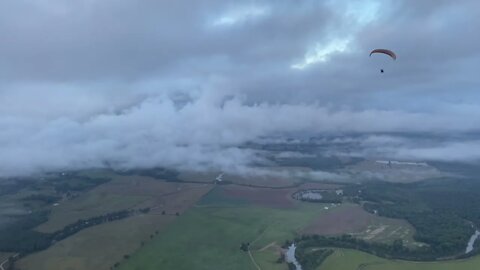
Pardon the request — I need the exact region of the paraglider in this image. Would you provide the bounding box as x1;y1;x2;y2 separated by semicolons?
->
370;49;396;73
370;49;396;60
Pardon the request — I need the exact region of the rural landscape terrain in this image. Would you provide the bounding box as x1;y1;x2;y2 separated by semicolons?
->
1;1;479;269
1;138;480;270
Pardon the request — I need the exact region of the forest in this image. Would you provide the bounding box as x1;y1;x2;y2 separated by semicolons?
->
293;177;480;268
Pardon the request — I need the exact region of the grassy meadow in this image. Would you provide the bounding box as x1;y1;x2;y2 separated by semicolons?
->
118;189;334;270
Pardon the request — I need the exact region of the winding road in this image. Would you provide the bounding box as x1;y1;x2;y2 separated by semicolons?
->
247;226;271;270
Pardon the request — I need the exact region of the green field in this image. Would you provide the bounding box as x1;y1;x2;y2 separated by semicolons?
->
16;173;212;270
301;202;418;248
118;190;334;270
252;249;288;270
321;249;480;270
12;169;479;270
352;216;420;248
35;192;149;232
17;214;176;270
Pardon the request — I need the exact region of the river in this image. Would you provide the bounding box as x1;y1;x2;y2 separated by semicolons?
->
285;243;302;270
466;230;480;254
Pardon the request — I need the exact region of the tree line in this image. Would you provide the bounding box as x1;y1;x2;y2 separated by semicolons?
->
285;177;480;268
0;208;150;254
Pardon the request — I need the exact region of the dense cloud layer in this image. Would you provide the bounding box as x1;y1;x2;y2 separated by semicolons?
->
1;0;479;176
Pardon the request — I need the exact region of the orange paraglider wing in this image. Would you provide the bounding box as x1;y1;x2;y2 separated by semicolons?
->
369;49;397;60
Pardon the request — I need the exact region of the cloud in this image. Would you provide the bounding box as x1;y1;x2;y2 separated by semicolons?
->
2;89;480;177
0;0;479;177
211;4;270;27
394;141;480;162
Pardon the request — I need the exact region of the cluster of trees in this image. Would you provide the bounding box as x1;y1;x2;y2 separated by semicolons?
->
0;179;36;196
51;175;111;193
240;242;250;252
283;177;480;268
363;203;473;255
359;180;479;257
0;174;115;255
292;234;439;262
296;248;333;270
138;207;151;214
0;211;51;253
119;168;180;182
21;194;62;204
417;179;480;226
52;210;133;243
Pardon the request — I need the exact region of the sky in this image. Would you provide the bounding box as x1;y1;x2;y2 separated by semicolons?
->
1;0;480;177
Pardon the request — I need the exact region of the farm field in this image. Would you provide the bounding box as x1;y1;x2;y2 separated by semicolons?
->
17;214;176;270
35;193;148;232
302;203;419;247
15;175;213;270
251;248;288;270
118;188;336;270
8;168;474;270
117;184;413;270
321;249;480;270
200;183;340;208
36;175;212;232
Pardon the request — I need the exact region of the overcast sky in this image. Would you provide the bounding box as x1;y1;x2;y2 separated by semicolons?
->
1;0;480;177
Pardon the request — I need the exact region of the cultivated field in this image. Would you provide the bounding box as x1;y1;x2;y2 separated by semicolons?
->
35;193;148;232
118;187;337;270
302;203;419;247
36;175;212;232
251;247;288;270
219;185;296;208
321;249;480;270
178;167;308;187
199;182;341;208
17;214;176;270
17;174;213;270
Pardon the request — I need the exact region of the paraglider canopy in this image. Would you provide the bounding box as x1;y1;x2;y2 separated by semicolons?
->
369;49;397;60
370;49;396;73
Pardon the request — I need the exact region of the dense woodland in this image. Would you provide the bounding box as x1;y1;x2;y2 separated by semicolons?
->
293;177;480;267
295;248;333;270
359;179;480;256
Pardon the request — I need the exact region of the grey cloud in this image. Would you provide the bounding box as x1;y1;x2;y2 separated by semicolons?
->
2;92;480;177
1;0;479;177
